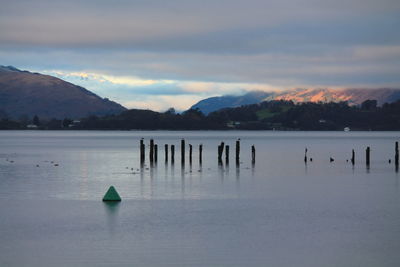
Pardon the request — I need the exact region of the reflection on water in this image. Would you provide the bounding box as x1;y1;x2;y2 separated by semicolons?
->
103;201;120;235
1;131;400;267
0;131;399;201
304;160;308;175
181;163;185;197
218;162;224;184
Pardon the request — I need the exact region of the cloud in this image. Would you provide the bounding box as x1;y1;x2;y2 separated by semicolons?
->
0;0;399;110
123;95;205;112
1;0;399;50
38;69;280;110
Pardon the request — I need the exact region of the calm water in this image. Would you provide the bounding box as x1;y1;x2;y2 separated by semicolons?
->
0;131;399;266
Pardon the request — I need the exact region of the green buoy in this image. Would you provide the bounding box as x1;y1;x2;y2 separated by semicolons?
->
102;186;121;201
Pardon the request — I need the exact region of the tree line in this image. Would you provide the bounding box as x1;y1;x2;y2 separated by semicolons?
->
1;99;400;130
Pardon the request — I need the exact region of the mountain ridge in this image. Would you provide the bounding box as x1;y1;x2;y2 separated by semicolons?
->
191;88;400;114
0;65;126;119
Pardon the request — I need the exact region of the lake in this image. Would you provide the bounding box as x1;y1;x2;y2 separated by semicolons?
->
0;130;399;266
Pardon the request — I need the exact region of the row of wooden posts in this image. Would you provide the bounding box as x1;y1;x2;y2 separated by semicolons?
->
140;138;256;166
141;138;399;167
303;141;399;167
140;139;201;165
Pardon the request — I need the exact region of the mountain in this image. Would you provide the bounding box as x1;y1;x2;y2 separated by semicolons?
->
271;88;400;105
191;88;400;114
0;66;126;119
190;91;274;115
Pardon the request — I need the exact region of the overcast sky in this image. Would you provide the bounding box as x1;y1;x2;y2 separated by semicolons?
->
1;0;399;110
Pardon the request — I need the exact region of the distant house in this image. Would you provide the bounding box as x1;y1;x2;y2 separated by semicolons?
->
226;121;241;128
226;122;234;128
68;120;81;128
26;124;38;129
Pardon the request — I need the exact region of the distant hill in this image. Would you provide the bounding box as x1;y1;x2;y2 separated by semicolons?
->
0;65;126;119
190;91;273;114
271;88;400;105
191;88;400;114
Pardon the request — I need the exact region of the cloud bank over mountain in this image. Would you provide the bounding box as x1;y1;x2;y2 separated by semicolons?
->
1;0;399;110
190;88;400;114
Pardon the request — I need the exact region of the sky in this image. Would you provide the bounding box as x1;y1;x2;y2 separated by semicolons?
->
1;0;400;111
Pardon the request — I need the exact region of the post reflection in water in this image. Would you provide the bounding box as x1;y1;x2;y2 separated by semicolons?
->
181;163;185;197
189;161;193;193
251;160;255;178
218;161;225;184
164;161;168;180
150;161;157;198
304;161;308;175
235;165;240;197
198;160;203;182
103;201;120;235
140;162;144;197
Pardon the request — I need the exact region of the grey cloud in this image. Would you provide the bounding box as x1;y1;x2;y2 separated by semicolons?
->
0;0;399;94
1;0;399;49
94;84;193;97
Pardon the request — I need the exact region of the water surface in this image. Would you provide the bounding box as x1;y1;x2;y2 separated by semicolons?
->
0;131;399;266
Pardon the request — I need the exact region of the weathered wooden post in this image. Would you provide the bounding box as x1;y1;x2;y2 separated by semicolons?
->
236;139;240;165
142;143;146;165
140;138;145;164
395;141;399;166
366;146;370;166
304;148;307;163
218;142;224;164
251;145;256;164
225;145;229;164
351;149;355;165
199;144;203;165
218;144;222;164
171;145;175;163
165;144;168;163
154;144;158;163
181;139;185;165
149;139;154;163
189;144;193;164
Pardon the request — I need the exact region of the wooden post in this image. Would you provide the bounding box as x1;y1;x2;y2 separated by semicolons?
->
395;141;399;167
217;144;222;164
225;145;229;164
149;139;154;163
218;142;224;163
236;139;240;165
351;149;355;165
199;144;203;165
154;144;158;163
366;146;370;166
304;148;307;163
251;145;256;164
189;144;193;164
171;145;175;163
140;138;145;164
165;144;168;163
181;139;185;165
142;142;146;165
